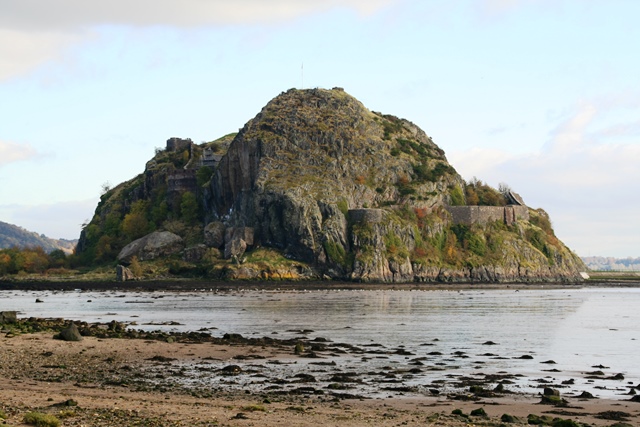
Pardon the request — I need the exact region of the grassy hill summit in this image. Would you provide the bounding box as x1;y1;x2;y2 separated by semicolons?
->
76;88;585;282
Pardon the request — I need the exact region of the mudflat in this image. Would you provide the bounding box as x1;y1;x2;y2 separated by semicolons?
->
1;321;639;427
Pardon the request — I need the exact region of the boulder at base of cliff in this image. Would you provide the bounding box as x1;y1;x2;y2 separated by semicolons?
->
224;227;254;259
204;221;226;248
117;231;184;264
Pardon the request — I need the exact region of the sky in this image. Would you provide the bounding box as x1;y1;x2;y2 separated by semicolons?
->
0;0;638;258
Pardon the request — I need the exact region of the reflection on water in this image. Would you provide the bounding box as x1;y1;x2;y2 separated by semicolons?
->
1;287;638;399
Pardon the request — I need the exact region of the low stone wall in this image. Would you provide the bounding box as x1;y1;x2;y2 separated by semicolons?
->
447;205;529;226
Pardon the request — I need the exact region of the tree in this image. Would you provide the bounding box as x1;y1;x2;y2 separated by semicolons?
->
0;251;11;275
95;235;116;262
48;249;67;268
180;192;199;224
101;181;112;195
498;182;512;195
22;247;49;273
465;186;479;205
196;166;213;187
121;201;151;241
121;211;149;241
151;200;169;227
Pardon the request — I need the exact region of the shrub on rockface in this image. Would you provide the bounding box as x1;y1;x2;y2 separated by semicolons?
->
464;178;507;206
449;185;465;206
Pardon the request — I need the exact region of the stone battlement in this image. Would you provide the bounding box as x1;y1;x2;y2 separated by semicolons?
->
166;137;193;152
446;205;529;226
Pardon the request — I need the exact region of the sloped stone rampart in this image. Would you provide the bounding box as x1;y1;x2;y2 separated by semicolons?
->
447;205;529;226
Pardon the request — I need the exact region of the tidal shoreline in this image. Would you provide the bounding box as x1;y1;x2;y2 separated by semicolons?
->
1;318;639;426
1;278;639;292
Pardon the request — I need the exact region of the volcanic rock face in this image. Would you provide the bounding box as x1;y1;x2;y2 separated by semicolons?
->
80;87;585;283
203;88;584;282
207;89;457;268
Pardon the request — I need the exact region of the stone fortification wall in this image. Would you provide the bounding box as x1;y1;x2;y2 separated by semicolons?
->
166;137;193;152
447;205;529;226
168;170;197;193
505;205;529;225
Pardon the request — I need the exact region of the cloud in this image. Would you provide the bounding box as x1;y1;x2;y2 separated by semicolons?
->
0;140;38;166
0;0;391;30
449;97;640;257
0;28;84;81
448;148;512;180
453;100;640;189
591;118;640;139
0;0;391;81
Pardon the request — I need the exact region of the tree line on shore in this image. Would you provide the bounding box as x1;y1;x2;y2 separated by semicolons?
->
0;246;75;276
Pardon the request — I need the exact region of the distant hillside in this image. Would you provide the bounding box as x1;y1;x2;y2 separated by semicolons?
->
582;256;640;271
0;220;77;254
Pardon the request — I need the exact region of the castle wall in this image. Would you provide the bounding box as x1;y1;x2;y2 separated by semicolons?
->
166;137;193;153
168;170;197;194
447;205;529;226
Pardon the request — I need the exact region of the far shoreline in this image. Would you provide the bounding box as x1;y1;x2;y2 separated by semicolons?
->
1;278;639;292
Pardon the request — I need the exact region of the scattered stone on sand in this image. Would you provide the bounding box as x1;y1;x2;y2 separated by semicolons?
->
54;323;83;341
578;391;596;399
0;311;17;323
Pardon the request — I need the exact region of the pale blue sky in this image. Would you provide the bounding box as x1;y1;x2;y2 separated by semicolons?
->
0;0;638;257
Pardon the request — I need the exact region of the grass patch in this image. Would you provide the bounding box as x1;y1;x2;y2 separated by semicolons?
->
337;199;349;217
384;232;410;262
23;412;60;427
323;240;347;268
243;248;298;267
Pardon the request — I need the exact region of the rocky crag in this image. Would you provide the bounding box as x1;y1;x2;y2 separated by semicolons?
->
77;88;585;283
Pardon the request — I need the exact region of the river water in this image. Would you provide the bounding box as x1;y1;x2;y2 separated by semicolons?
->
1;286;638;399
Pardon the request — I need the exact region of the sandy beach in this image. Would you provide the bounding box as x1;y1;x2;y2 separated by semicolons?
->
1;317;639;427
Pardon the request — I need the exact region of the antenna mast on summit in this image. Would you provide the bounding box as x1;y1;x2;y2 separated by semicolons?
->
301;62;304;89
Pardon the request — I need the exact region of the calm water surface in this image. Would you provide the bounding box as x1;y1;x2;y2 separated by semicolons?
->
1;286;638;398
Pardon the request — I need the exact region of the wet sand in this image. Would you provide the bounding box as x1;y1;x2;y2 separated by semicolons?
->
1;323;639;427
